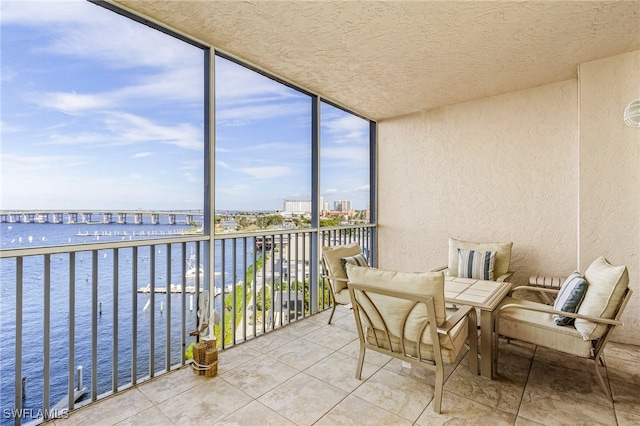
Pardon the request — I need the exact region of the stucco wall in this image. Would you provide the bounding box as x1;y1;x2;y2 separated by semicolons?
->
377;51;640;344
578;51;640;344
378;80;579;285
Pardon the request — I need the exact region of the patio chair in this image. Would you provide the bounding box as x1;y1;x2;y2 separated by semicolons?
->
321;243;368;324
433;237;514;282
493;256;631;401
345;264;478;413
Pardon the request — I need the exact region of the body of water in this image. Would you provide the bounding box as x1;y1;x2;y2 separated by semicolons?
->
0;221;252;425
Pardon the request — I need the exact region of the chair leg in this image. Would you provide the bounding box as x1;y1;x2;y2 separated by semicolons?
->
355;345;365;380
433;367;444;413
327;303;337;324
594;355;613;402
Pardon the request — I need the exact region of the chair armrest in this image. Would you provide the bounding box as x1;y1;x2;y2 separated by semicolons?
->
321;275;349;283
431;265;448;273
511;285;560;295
496;271;514;282
497;302;623;326
437;304;475;334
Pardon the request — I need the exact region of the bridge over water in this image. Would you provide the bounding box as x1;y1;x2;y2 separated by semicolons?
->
0;210;205;225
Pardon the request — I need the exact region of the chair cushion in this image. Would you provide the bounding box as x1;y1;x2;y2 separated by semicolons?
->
341;253;368;268
552;272;588;326
365;313;468;364
322;243;362;294
575;257;629;340
497;296;594;358
457;249;496;281
345;264;447;327
448;237;512;280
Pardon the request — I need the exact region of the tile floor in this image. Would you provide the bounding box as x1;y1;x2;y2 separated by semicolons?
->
53;306;640;425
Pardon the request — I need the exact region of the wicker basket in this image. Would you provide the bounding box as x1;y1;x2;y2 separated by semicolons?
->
191;339;218;377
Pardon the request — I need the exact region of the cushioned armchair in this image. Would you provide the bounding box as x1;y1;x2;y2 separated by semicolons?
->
493;256;631;401
345;265;478;414
433;237;514;282
321;243;368;324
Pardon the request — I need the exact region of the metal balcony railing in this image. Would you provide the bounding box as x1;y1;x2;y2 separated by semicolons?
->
0;224;375;425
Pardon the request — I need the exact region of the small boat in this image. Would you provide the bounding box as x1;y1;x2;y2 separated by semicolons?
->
185;253;204;278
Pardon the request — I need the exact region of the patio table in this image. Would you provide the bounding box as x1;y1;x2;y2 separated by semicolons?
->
444;276;512;379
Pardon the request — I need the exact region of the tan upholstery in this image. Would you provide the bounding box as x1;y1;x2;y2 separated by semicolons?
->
497;296;594;358
576;256;629;340
345;264;478;414
321;243;363;323
443;237;514;281
494;257;632;401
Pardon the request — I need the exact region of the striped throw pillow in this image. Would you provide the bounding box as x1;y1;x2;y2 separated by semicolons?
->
457;249;496;280
341;253;368;269
553;272;588;326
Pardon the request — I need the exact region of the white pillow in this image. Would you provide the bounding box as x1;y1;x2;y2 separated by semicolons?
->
574;257;629;340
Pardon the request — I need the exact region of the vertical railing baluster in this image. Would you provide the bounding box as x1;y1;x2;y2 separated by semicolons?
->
194;243;200;342
278;234;284;328
251;237;257;339
165;244;171;372
68;253;75;411
180;243;186;365
91;250;98;401
242;237;247;342
14;257;23;426
149;245;155;378
113;248;119;393
43;254;51;414
231;238;237;346
131;247;138;385
269;236;275;330
300;232;306;320
221;240;226;344
253;236;267;337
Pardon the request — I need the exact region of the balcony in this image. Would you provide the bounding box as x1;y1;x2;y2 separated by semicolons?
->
51;308;639;425
0;225;375;425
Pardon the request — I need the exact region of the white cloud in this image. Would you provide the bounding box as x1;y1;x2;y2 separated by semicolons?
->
217;101;308;125
324;188;338;194
132;152;152;158
35;91;113;114
0;120;21;132
2;1;201;71
322;110;369;145
238;166;292;179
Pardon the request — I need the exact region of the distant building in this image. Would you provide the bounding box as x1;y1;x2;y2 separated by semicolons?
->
334;200;351;211
283;199;311;214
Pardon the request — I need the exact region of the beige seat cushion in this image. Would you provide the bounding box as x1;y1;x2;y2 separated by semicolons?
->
575;256;629;340
366;314;468;363
322;243;362;297
448;237;513;280
345;264;447;328
497;296;593;358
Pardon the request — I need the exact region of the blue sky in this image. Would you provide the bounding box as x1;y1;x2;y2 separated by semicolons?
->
1;0;370;212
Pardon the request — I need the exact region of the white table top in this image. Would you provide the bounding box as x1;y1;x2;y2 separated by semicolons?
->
444;276;512;310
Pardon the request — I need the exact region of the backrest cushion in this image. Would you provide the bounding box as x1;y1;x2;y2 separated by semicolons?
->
345;264;446;327
341;253;369;268
552;272;588;326
457;249;496;281
322;243;362;293
575;257;629;340
448;237;512;280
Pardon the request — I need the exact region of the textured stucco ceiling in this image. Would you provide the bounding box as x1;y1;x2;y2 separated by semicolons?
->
114;0;640;121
